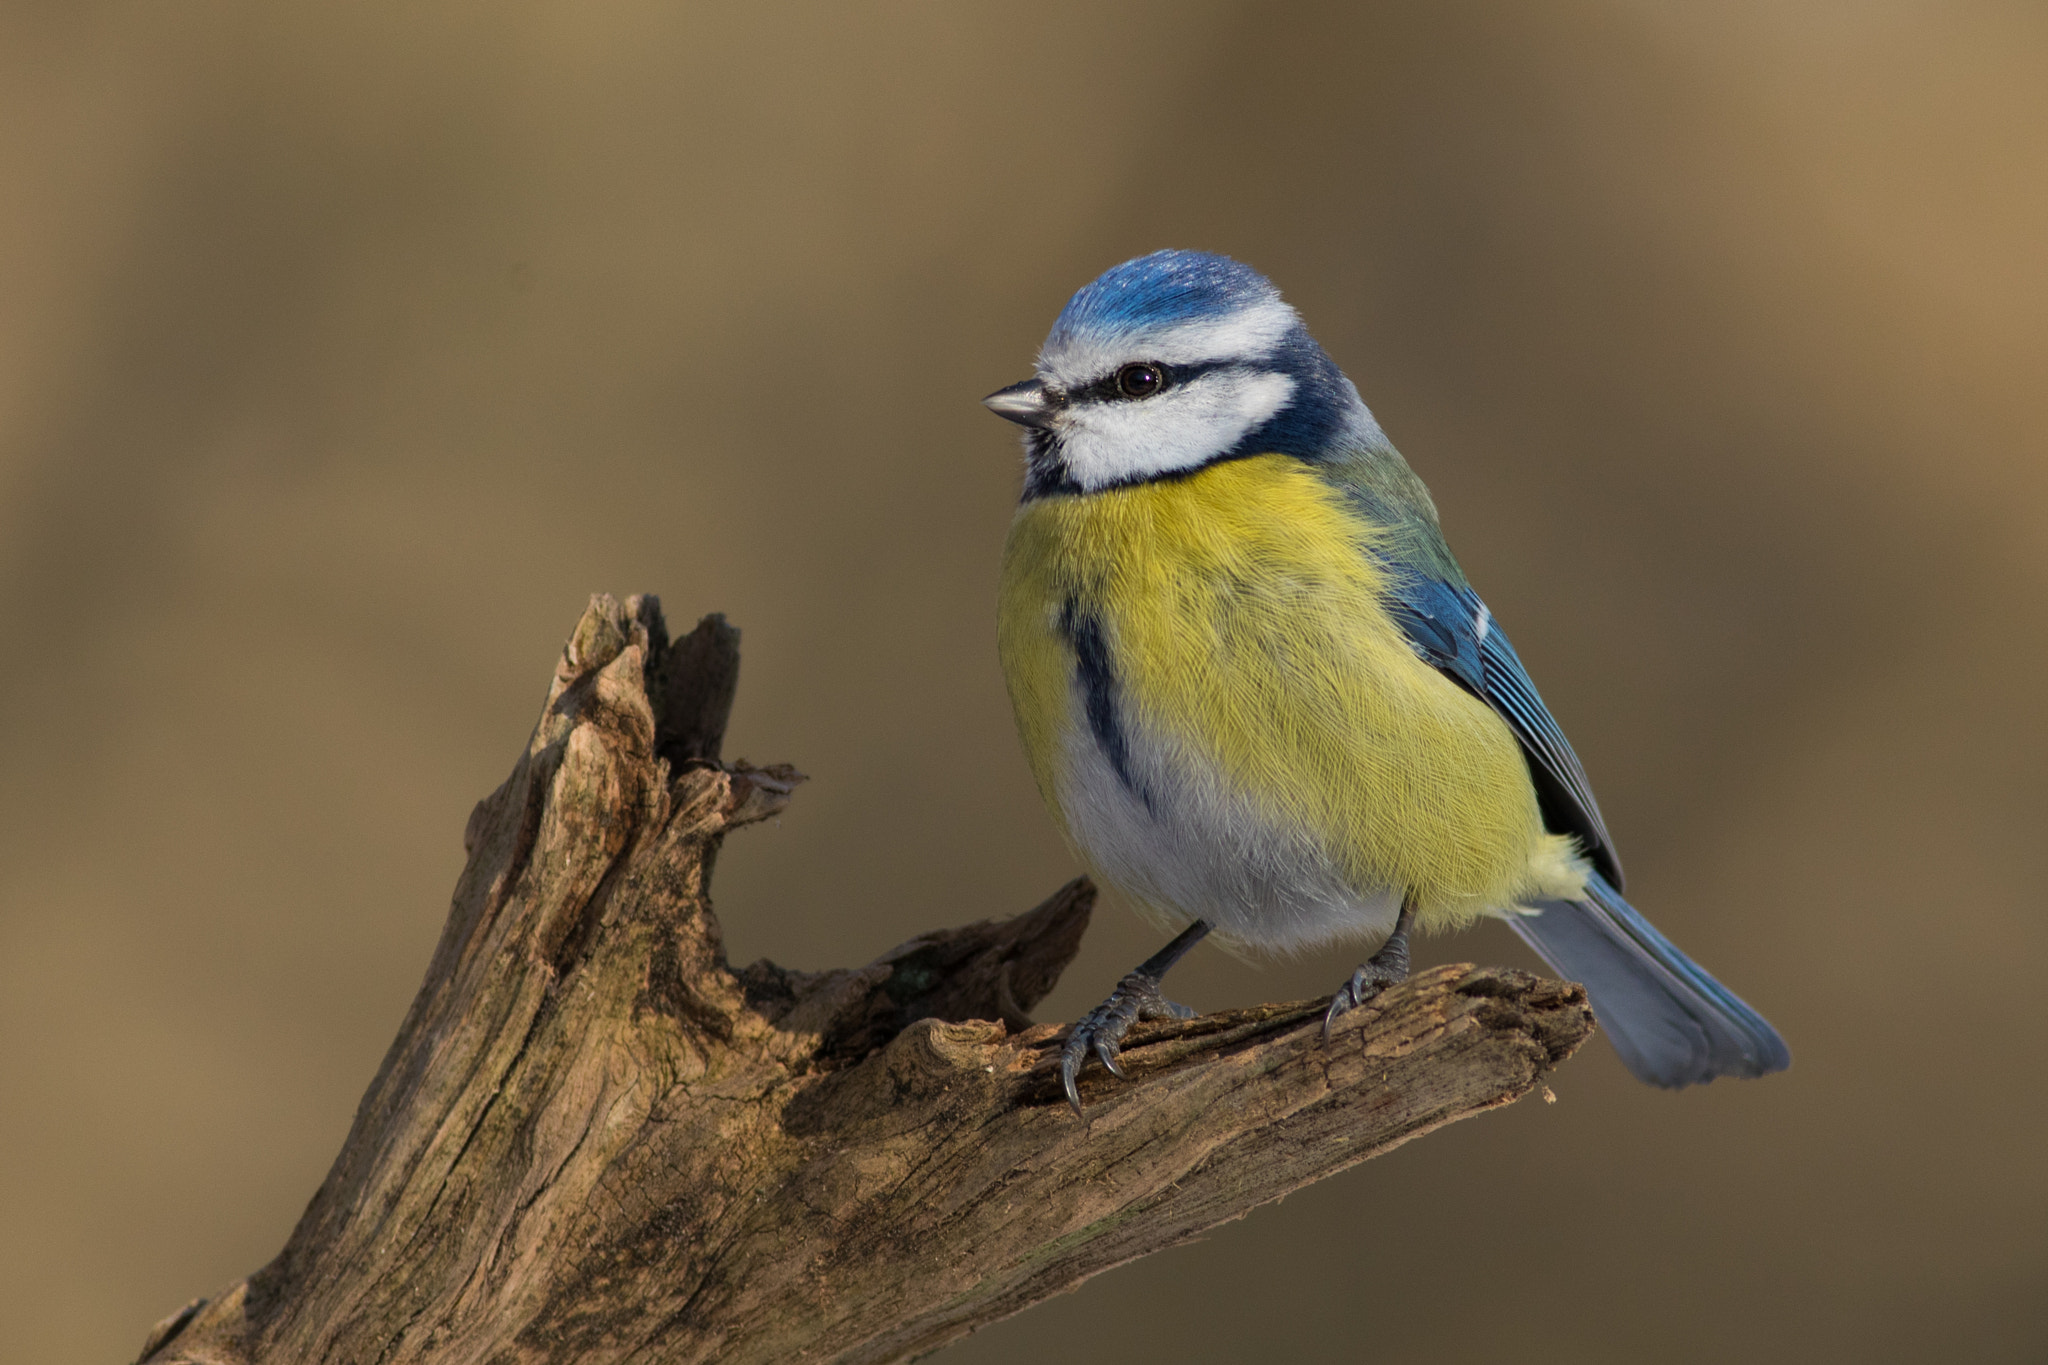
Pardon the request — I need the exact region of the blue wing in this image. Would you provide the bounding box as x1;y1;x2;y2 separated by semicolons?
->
1385;574;1624;889
1312;449;1785;1084
1386;571;1791;1085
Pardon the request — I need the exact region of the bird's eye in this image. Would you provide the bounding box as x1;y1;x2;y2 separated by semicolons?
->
1116;362;1167;398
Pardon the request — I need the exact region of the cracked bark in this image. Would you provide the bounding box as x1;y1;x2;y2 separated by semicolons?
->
135;593;1595;1365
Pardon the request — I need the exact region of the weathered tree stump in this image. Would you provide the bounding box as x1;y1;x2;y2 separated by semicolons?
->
137;593;1593;1365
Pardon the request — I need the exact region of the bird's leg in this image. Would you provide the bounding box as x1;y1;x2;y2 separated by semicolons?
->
1060;919;1210;1115
1322;897;1417;1041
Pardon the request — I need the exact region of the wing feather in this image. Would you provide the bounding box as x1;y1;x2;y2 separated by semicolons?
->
1386;574;1624;889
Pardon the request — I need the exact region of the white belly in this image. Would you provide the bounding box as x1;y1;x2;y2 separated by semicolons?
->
1052;701;1402;956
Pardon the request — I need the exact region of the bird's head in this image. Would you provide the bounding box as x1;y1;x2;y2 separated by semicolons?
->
984;250;1377;496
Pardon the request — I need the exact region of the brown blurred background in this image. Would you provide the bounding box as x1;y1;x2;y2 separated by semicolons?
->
2;2;2043;1361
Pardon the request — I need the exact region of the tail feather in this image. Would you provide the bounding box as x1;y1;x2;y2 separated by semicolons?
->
1511;872;1790;1088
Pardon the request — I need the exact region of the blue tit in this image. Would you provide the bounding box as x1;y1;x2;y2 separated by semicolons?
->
983;250;1789;1112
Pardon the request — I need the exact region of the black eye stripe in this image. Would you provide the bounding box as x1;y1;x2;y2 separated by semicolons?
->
1074;364;1169;403
1117;362;1164;397
1073;358;1243;404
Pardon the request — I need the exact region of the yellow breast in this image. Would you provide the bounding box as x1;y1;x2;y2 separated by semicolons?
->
997;453;1587;931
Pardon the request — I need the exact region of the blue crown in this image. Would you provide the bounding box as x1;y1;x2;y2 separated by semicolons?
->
1045;250;1281;349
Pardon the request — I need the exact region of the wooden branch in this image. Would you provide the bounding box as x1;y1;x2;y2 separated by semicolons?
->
136;594;1593;1365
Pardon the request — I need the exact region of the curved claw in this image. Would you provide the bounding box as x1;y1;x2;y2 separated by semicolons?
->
1095;1036;1127;1078
1321;903;1417;1045
1321;972;1384;1042
1321;990;1350;1044
1059;972;1193;1115
1060;1048;1087;1115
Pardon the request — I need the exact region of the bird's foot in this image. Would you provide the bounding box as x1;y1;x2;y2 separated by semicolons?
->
1322;902;1416;1042
1060;971;1196;1115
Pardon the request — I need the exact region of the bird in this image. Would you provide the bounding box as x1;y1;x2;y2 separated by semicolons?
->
983;249;1790;1114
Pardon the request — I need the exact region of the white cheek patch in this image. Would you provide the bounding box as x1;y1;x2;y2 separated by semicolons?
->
1056;370;1296;490
1037;297;1300;393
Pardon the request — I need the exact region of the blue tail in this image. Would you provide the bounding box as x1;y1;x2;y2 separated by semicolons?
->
1510;872;1790;1087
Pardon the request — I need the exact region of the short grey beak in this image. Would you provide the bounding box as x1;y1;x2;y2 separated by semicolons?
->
983;378;1056;429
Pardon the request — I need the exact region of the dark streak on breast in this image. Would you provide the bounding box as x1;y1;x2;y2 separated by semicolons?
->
1058;597;1155;816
